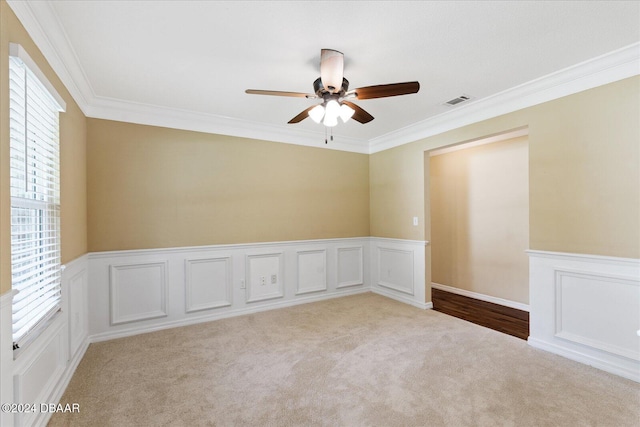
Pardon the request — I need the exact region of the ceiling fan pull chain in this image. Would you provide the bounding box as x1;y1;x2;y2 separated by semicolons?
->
325;127;328;144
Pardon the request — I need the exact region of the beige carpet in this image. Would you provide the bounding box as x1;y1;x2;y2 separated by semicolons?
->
49;293;639;426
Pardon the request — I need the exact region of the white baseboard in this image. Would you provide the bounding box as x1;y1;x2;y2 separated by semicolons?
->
528;337;639;383
90;287;370;343
431;282;530;312
372;287;432;310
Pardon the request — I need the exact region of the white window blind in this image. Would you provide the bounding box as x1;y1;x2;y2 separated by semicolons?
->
9;46;65;348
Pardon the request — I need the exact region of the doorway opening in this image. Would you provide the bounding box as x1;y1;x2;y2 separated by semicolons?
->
426;128;530;339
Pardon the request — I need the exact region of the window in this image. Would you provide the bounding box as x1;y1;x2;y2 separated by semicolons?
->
9;44;66;349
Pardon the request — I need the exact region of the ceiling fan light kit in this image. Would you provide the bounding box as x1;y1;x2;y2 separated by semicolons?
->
339;103;355;122
246;49;420;134
308;104;325;123
323;100;340;126
309;99;356;127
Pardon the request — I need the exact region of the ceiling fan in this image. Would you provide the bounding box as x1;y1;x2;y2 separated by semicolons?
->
245;49;420;128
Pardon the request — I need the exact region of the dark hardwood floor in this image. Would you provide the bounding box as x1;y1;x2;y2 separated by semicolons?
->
432;288;529;340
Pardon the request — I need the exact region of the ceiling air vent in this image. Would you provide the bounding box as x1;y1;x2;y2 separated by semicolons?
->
444;94;472;107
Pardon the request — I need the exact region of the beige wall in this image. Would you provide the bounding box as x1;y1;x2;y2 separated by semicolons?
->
371;76;639;301
527;78;639;257
0;1;87;294
371;76;640;258
87;119;370;251
430;137;529;304
370;142;426;241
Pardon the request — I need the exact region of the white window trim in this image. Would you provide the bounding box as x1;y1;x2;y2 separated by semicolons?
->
9;43;66;112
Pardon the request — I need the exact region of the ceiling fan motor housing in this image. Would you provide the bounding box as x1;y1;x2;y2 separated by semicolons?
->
314;77;350;98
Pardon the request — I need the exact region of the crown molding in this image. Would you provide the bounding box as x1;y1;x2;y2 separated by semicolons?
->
7;0;92;113
86;96;370;153
8;1;639;155
369;42;640;153
7;0;369;153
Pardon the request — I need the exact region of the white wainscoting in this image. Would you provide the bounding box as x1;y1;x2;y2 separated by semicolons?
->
88;238;373;342
0;254;90;427
370;238;430;309
528;250;640;382
1;237;432;425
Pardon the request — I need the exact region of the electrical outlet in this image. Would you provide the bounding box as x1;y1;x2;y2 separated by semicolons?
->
271;274;277;284
260;276;266;286
413;216;419;226
240;280;245;289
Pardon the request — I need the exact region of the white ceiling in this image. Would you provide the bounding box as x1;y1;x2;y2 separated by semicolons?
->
8;1;640;152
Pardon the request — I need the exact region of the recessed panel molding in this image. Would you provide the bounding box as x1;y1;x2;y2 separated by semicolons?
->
185;257;232;313
337;246;364;288
109;261;168;325
296;250;328;295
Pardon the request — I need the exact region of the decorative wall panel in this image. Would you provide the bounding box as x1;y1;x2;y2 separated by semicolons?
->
246;252;284;303
369;238;428;309
109;261;168;325
377;247;414;295
296;250;327;295
185;257;232;313
528;250;640;382
554;269;639;361
13;322;66;427
68;269;88;357
337;246;364;288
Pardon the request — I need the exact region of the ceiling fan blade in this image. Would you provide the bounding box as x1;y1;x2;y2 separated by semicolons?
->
353;81;420;100
342;101;374;124
320;49;344;94
246;89;317;98
288;106;316;124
